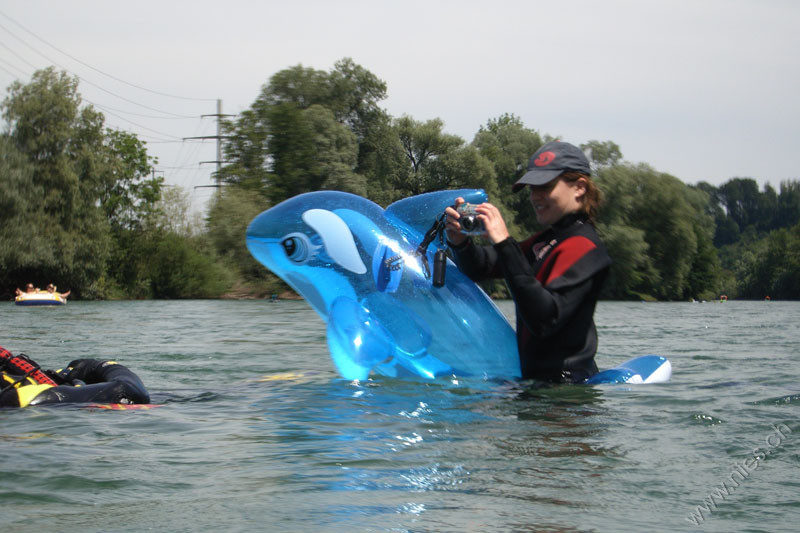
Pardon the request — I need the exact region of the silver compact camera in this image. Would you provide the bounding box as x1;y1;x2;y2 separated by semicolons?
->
457;203;485;235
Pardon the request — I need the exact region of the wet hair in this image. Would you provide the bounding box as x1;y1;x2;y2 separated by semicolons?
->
559;171;602;223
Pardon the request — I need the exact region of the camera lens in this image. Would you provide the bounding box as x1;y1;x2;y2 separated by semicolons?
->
461;216;476;232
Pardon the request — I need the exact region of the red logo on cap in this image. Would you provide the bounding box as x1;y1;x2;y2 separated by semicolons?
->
534;151;556;167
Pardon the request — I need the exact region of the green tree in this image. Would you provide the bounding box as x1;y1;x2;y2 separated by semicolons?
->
693;181;736;247
141;231;232;299
2;68;170;298
219;58;388;204
151;185;204;237
265;103;363;202
581;139;622;171
739;224;800;299
390;115;509;226
718;178;760;232
98;130;162;231
393;115;466;195
206;186;278;294
756;183;779;232
2;68;111;295
218;104;271;193
472;114;543;236
0;136;51;295
596;163;719;300
360;119;407;205
687;222;722;300
595;222;657;300
327;57;389;143
777;180;800;229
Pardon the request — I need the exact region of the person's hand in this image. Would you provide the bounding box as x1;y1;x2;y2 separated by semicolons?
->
474;202;510;244
445;197;468;246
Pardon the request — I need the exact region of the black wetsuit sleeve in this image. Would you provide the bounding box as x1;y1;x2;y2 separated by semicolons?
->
449;238;502;281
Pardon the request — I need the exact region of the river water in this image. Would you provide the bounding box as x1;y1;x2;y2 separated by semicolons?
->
1;300;798;532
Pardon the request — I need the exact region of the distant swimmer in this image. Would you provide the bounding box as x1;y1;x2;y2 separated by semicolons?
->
0;345;150;408
46;283;71;299
14;283;70;299
15;283;37;296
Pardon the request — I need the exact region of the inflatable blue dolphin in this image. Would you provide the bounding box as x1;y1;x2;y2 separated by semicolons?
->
246;189;521;381
247;189;672;385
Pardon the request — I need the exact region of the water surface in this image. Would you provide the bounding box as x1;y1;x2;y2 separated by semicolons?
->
1;300;798;532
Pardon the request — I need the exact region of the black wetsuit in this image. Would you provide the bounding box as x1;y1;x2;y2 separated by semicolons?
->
1;346;150;408
451;213;611;383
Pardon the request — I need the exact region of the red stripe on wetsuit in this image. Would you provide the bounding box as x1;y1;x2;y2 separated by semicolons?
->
534;236;598;285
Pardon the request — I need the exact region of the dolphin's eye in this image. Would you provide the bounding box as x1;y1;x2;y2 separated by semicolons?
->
282;238;297;256
281;233;311;264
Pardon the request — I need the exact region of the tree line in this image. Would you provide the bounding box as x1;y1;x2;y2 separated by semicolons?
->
2;62;798;301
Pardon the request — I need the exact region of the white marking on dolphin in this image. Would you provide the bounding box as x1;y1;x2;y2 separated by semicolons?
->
301;209;367;274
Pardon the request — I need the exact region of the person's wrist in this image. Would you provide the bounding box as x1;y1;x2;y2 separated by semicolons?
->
489;230;510;245
447;235;470;249
491;235;511;248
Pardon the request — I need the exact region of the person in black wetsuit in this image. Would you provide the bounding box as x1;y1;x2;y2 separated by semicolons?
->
445;141;611;383
0;345;150;408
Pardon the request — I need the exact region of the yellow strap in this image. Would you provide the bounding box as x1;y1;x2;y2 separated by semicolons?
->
17;383;53;407
2;374;38;387
4;373;55;406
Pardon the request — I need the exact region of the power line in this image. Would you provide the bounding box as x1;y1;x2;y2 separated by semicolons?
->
0;11;228;213
0;19;198;118
159;165;208;170
184;99;234;177
0;38;38;70
0;54;30;78
92;102;203;120
0;8;216;102
0;62;20;79
167;119;217;191
97;106;184;140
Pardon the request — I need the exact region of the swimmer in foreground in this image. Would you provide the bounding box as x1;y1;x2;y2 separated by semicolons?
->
445;141;611;384
0;345;150;408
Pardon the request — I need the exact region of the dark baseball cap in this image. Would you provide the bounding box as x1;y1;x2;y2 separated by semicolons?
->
512;141;591;192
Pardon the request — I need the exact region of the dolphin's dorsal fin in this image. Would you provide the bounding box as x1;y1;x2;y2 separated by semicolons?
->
385;189;488;237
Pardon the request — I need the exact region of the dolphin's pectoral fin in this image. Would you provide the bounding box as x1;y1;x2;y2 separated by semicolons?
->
326;294;455;381
372;243;403;293
327;296;394;380
360;293;455;379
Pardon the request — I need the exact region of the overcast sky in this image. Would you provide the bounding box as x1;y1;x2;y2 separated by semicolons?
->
1;0;798;212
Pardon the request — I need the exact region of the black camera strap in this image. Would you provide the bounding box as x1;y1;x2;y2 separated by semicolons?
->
382;214;449;287
413;213;447;284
